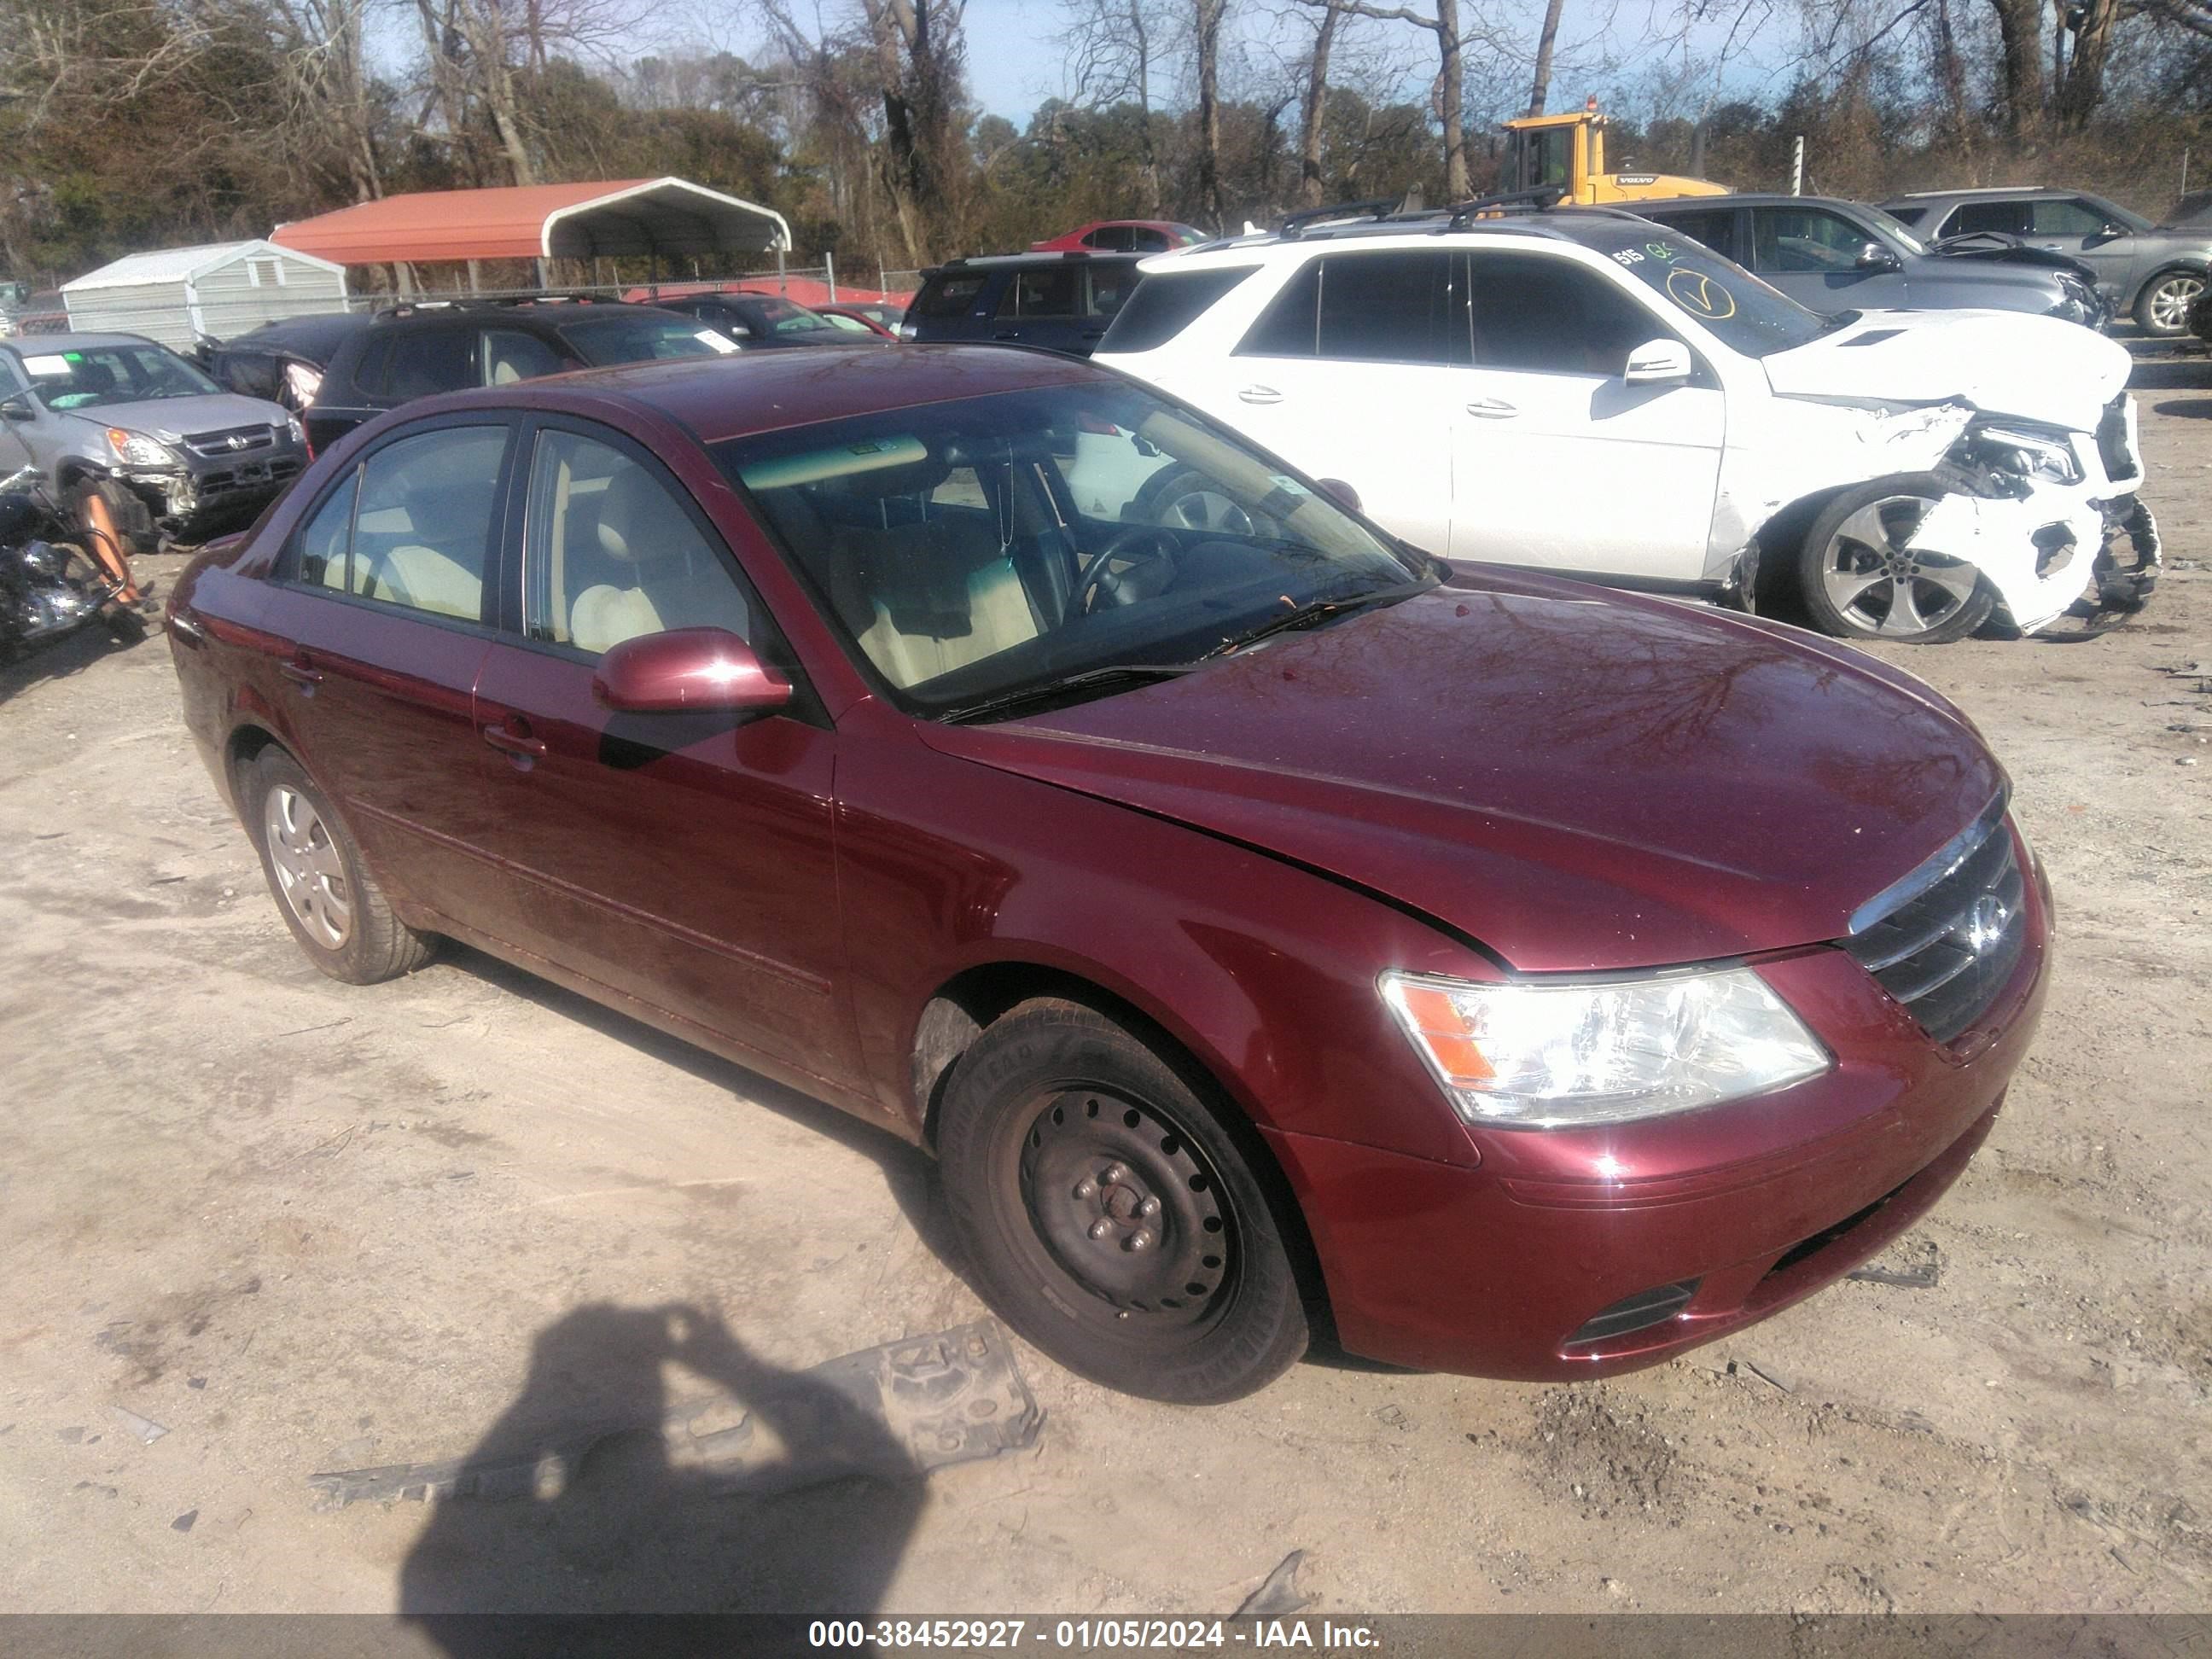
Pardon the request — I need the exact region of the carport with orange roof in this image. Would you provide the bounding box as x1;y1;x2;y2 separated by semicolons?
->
270;178;793;288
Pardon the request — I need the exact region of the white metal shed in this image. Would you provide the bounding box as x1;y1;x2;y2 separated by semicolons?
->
61;241;350;352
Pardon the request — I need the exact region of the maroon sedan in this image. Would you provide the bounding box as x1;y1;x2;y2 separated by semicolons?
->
166;346;2048;1403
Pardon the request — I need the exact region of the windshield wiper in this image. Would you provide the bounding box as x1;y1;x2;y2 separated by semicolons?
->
937;662;1206;725
1202;578;1437;659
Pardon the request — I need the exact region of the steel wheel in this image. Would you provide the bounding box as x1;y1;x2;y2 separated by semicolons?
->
2139;271;2203;337
1019;1088;1233;1327
1817;494;1982;639
263;783;352;948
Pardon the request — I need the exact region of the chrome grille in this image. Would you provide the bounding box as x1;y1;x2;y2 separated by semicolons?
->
1843;797;2027;1045
181;423;278;459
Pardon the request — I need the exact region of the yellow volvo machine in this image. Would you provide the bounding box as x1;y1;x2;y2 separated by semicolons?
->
1502;99;1728;205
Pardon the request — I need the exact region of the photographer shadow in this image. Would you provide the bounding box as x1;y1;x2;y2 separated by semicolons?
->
399;1301;924;1650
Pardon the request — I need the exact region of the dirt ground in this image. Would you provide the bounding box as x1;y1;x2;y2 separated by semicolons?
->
1;346;2207;1625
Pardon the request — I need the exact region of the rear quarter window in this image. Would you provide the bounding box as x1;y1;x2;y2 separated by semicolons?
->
1099;266;1258;352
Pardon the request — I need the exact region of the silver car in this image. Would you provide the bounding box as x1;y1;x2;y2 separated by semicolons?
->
1882;187;2212;336
0;331;306;553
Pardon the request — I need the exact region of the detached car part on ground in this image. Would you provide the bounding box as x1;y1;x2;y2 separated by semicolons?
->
1095;206;2157;644
0;332;306;555
170;346;2049;1403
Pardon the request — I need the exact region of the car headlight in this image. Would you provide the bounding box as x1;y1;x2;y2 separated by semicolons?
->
1379;967;1831;1129
285;416;306;447
105;428;173;468
1974;425;2081;485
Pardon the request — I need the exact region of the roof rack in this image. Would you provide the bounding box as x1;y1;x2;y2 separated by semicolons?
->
1277;198;1405;238
370;292;631;322
1441;185;1568;227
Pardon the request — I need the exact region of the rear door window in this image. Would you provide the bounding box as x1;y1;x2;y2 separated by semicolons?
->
309;426;509;621
481;329;567;385
1944;201;2030;237
1237;251;1470;364
1084;263;1140;320
1650;207;1742;262
999;267;1080;319
377;329;476;401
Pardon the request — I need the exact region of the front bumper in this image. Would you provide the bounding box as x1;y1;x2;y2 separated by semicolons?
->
1912;394;2155;633
119;452;306;536
1267;835;2051;1381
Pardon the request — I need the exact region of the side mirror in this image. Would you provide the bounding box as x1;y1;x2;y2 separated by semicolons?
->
1622;339;1692;385
1;394;33;422
1856;242;1902;271
2097;222;2128;239
1316;477;1362;512
591;627;793;714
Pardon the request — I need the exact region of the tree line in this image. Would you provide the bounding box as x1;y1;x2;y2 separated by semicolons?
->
2;0;2208;292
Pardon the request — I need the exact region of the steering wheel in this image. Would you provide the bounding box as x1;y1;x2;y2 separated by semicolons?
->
1075;524;1179;613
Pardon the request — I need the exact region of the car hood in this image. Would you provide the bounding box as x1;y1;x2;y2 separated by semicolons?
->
1762;309;2128;430
66;393;289;443
919;574;2004;974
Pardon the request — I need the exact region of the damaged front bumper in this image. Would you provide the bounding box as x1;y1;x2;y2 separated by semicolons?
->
116;453;304;539
1912;393;2158;634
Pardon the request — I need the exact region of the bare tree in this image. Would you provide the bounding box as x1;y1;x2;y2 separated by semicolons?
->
1194;0;1229;224
1295;0;1347;206
1524;0;1564;115
1317;0;1466;198
1064;0;1167;211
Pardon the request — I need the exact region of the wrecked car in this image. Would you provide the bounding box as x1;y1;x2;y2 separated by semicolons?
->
0;331;307;555
170;346;2048;1402
1094;201;2156;643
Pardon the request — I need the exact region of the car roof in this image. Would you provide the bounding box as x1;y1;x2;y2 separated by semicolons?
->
2;330;165;355
1884;186;2060;201
924;250;1146;275
223;311;374;355
1147;202;1663;266
393;342;1102;446
1639;192;1875;211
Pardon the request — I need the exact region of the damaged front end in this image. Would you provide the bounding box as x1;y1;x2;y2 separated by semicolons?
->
1919;393;2159;634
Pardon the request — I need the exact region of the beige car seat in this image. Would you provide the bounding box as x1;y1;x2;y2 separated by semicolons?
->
814;458;1042;690
569;464;750;654
355;477;485;620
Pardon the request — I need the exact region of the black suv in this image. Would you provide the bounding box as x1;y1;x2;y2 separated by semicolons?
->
654;290;882;349
899;253;1144;357
209;298;743;454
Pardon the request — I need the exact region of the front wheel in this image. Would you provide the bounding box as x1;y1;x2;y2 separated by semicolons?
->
1797;475;1995;644
2134;269;2205;338
937;999;1310;1403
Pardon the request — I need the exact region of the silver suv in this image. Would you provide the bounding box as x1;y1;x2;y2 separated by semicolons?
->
0;331;306;552
1882;187;2211;335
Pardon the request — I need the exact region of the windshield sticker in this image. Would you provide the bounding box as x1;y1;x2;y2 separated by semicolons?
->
696;329;741;354
1266;474;1310;496
22;354;70;376
1663;266;1738;320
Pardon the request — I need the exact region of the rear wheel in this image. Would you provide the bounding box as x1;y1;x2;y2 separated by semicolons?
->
1797;474;1994;644
247;748;434;983
2133;269;2204;338
937;998;1309;1403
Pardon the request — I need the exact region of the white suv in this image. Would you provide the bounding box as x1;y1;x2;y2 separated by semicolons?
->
1095;204;2156;643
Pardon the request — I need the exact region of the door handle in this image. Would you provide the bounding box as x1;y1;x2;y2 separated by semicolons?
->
279;655;323;694
1237;385;1284;405
166;610;205;647
481;717;547;769
1464;398;1518;418
993;330;1022;341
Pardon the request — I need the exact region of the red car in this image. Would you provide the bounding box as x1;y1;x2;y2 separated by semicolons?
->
812;302;902;336
166;346;2048;1403
1030;220;1211;253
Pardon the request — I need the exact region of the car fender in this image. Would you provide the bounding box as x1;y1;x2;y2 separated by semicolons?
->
1709;395;1973;574
1903;491;2101;634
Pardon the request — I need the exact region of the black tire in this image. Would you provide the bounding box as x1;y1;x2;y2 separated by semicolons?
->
2133;268;2205;338
246;748;435;984
67;476;157;560
1796;474;1996;645
101;605;148;644
937;998;1309;1403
